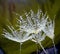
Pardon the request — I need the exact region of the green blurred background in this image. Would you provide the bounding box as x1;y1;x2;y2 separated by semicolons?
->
0;0;60;54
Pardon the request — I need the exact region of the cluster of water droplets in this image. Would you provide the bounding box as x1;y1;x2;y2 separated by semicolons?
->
2;9;57;54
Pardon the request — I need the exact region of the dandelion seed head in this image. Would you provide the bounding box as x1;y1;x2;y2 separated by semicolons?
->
2;9;55;43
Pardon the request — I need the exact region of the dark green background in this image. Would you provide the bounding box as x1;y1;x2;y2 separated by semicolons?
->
0;0;60;54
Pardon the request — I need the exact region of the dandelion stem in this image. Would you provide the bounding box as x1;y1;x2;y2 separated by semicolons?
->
52;39;57;54
39;42;47;54
20;43;22;54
